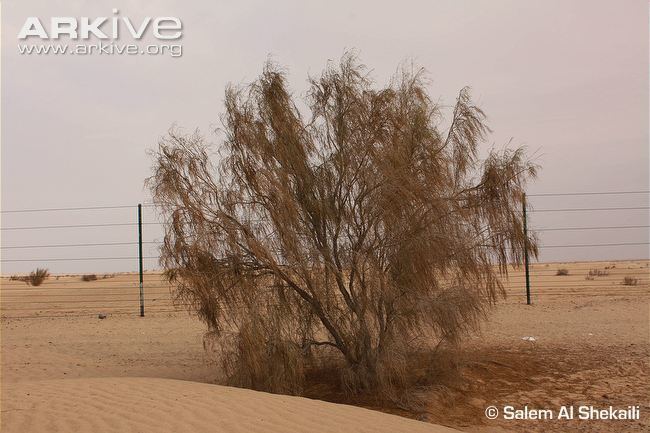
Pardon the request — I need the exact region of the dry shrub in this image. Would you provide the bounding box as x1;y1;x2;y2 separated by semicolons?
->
81;274;98;282
588;269;608;277
148;53;538;398
27;268;49;286
304;343;463;410
622;276;638;286
556;268;569;276
218;306;307;394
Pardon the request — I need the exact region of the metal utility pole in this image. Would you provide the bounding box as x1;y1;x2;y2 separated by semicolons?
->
138;203;145;317
522;193;531;305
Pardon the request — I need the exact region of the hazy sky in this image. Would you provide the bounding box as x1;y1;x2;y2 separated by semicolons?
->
2;0;648;273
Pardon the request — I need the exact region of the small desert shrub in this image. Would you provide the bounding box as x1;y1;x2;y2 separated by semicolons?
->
10;275;31;284
27;268;49;286
556;268;569;276
588;269;609;277
622;276;638;286
81;274;98;282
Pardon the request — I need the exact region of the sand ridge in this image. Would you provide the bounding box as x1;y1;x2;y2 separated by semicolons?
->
1;377;461;433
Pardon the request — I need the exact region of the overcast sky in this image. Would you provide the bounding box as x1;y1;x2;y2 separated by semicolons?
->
1;0;648;273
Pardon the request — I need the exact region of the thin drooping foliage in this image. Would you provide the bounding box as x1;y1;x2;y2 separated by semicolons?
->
149;54;538;397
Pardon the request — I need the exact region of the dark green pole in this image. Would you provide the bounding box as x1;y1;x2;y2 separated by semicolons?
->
522;193;531;305
138;203;145;317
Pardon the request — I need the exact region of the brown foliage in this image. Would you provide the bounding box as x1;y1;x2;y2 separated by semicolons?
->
588;269;609;277
622;276;638;286
148;53;538;397
28;268;49;286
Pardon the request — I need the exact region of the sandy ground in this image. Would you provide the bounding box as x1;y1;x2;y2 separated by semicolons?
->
1;260;648;432
2;378;460;433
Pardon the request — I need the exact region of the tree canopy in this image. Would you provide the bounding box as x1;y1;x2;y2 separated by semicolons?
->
149;53;538;397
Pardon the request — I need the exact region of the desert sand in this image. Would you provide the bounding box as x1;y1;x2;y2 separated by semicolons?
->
1;260;648;432
2;378;460;433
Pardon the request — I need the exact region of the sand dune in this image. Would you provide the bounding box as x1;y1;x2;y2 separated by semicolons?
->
1;377;460;433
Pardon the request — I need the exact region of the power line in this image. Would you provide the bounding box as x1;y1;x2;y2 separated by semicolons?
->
528;190;649;197
536;225;649;232
505;280;639;288
1;225;647;240
1;241;161;250
0;280;169;290
539;242;649;249
2;215;647;230
0;191;647;214
1;299;151;305
0;222;162;231
530;206;650;213
1;278;644;289
526;262;648;268
512;274;646;278
0;310;183;319
0;307;182;313
6;243;644;261
0;284;168;289
1;292;172;298
0;281;168;287
0;205;138;214
1;256;159;262
2;289;648;316
0;241;158;249
1;203;159;214
0;285;172;291
1;199;647;217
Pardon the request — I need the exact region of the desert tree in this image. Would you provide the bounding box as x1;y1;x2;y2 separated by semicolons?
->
148;53;538;396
